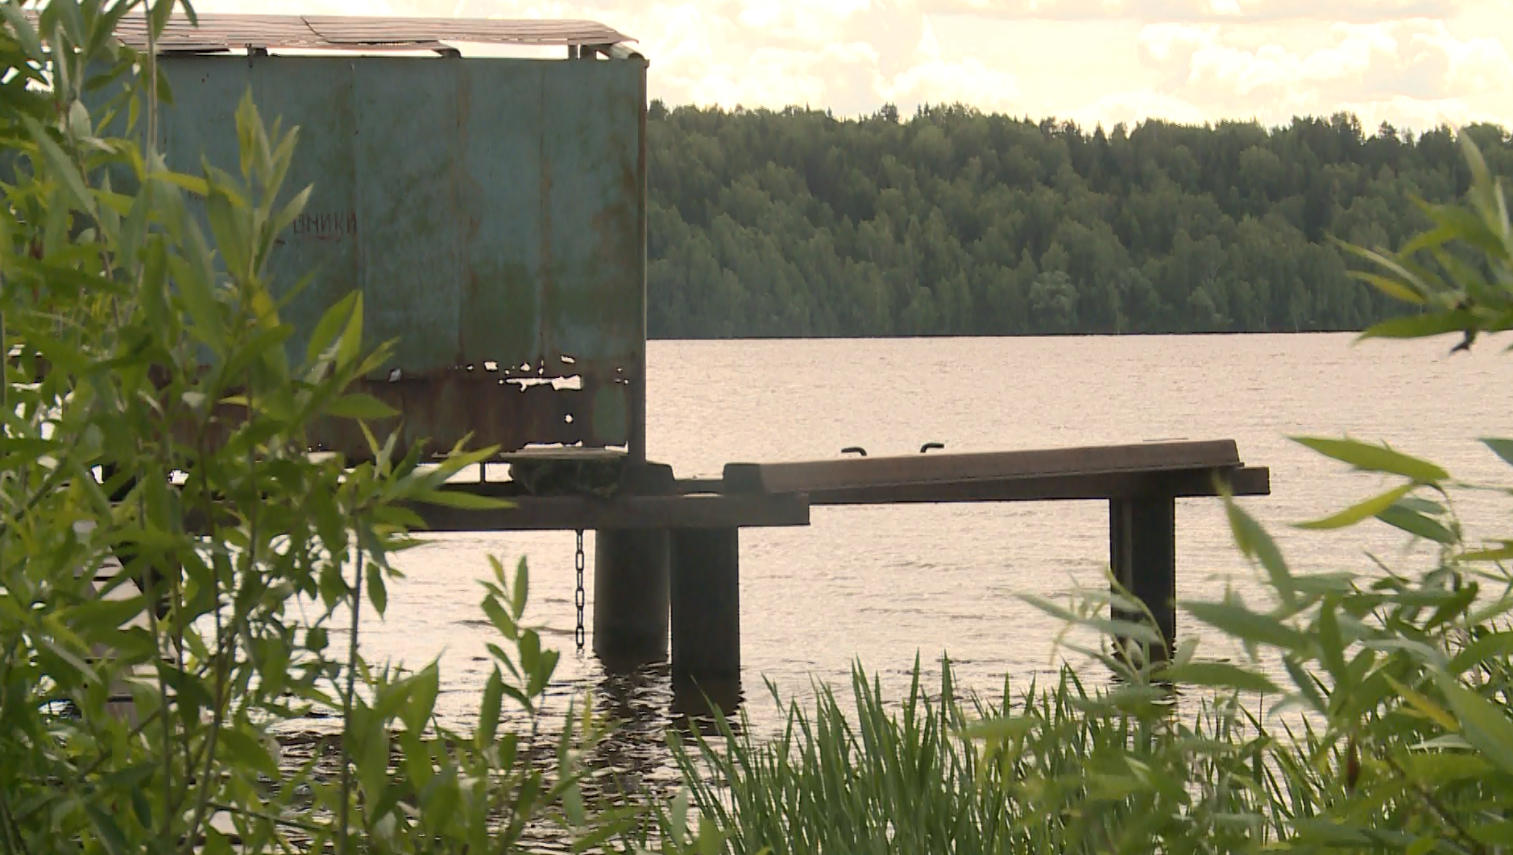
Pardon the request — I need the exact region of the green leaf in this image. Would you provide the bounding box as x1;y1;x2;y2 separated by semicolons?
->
1358;309;1478;342
149;0;177;45
418;768;461;835
1480;437;1513;467
511;555;529;620
67;98;91;140
1432;672;1513;776
366;562;387;615
1450;631;1513;676
305;291;359;363
1318;599;1346;682
23;116;94;214
1405;836;1437;855
413;489;512;511
1283;655;1327;714
64;594;149;633
219;727;279;778
1375;502;1456;544
1;5;45;62
1070;683;1171;715
1153;661;1281;694
85;804;129;855
1349;270;1424;304
270;183;313;238
204;181;250;280
404;665;439;733
39;636;100;684
306;625;329;652
1292;436;1449;483
337;291;365;369
1184;601;1309;651
960;715;1038;743
1366;637;1448;668
1295;483;1416;530
173;236;227;350
1021;594;1165;645
1341;240;1439;298
1384;675;1458;731
1225;497;1294;605
478;668;503;746
1460;542;1513;562
482;596;517;641
1471;821;1513;847
326;392;399;421
1401;751;1491;785
118;176;155;274
148;169;210;196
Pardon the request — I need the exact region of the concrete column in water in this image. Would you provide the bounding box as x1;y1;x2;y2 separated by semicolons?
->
1109;495;1177;663
670;527;741;692
593;529;670;668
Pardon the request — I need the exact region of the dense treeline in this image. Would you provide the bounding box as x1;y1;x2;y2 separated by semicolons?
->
646;102;1513;338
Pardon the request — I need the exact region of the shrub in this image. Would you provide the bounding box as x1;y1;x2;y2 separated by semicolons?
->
0;2;630;851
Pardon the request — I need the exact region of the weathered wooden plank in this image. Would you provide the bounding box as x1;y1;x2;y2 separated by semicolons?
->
774;466;1269;505
724;440;1243;495
408;491;810;531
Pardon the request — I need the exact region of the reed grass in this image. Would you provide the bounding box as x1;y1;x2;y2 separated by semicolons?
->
646;658;1329;855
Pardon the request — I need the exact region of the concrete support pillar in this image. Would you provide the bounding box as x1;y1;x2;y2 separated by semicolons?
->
670;527;741;693
593;529;670;668
1109;495;1177;662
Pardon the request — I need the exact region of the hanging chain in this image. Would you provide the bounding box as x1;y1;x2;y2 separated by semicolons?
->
574;529;586;653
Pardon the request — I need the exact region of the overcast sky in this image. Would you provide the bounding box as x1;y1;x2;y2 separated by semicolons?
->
198;0;1513;131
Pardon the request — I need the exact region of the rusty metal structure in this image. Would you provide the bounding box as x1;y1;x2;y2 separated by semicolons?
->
116;14;649;462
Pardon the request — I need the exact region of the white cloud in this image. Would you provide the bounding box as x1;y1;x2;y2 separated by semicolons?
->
185;0;1513;129
925;0;1478;22
1137;21;1215;63
1175;23;1399;95
1334;95;1506;130
1413;25;1513;91
734;0;874;42
881;56;1022;110
1070;88;1208;126
1125;16;1512;127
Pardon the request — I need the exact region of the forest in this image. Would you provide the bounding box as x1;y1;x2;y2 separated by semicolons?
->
646;102;1513;338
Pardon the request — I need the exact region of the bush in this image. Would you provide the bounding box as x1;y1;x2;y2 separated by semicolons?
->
0;2;635;852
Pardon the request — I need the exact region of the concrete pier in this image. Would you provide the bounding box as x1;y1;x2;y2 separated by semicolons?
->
592;529;671;668
670;527;741;690
400;440;1270;691
1109;495;1177;661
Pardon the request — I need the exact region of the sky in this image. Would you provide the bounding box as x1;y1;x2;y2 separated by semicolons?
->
197;0;1513;131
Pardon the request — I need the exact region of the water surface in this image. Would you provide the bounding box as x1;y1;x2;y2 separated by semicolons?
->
350;332;1513;783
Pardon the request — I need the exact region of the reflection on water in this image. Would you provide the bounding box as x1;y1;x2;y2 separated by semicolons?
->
584;663;682;798
286;333;1513;809
579;661;746;800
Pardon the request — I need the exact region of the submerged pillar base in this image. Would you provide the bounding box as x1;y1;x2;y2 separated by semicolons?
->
1109;494;1177;664
593;529;670;669
671;527;741;690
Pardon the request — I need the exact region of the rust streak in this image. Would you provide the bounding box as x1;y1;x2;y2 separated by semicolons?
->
537;70;554;359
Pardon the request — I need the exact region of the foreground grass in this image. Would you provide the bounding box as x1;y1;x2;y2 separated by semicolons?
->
641;659;1333;855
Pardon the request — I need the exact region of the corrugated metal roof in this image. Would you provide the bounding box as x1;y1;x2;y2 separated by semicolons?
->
102;13;635;53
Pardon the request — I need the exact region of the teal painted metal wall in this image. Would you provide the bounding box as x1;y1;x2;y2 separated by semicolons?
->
148;53;648;460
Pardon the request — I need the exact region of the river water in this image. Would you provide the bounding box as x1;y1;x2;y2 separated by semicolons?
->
337;332;1513;789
